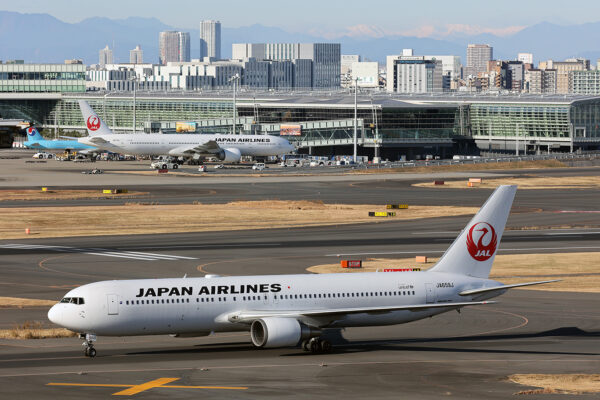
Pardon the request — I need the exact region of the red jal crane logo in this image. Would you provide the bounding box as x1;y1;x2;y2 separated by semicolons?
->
466;222;497;261
87;116;101;131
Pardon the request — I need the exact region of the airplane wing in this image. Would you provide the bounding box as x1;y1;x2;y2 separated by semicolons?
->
226;300;496;324
458;280;560;296
168;140;221;156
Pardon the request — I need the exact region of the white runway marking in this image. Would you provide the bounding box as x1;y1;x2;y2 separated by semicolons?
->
0;244;197;261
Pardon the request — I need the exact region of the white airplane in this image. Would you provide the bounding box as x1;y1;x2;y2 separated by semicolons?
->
76;100;294;162
48;185;558;357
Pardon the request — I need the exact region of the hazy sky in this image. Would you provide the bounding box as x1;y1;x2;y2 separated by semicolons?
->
2;0;600;37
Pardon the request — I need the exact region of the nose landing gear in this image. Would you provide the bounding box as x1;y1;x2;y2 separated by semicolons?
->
80;333;97;358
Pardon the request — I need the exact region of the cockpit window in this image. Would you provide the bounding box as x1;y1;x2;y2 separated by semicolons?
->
60;297;85;305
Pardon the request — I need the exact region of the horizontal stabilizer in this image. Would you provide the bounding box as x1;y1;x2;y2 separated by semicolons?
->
459;280;560;296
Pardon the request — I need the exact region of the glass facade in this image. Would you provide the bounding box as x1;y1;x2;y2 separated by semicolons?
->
470;103;571;139
0;96;232;131
238;105;463;140
571;99;600;138
0;64;85;92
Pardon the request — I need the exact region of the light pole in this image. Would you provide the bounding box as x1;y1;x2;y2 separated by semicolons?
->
129;76;138;133
103;92;110;124
229;73;240;134
353;77;358;163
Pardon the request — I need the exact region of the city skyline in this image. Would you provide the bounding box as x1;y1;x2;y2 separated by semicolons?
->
2;0;600;39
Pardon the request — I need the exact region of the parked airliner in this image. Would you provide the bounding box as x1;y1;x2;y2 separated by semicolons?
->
23;127;95;152
48;185;557;357
77;100;294;162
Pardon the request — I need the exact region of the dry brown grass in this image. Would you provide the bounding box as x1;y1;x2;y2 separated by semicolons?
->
0;297;57;308
509;374;600;395
414;176;600;190
0;189;147;201
307;252;600;293
0;201;478;239
354;159;566;174
0;321;77;339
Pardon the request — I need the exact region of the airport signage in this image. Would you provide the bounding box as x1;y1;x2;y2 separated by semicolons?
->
280;124;302;136
176;122;197;133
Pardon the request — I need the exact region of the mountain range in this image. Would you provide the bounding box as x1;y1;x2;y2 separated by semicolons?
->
1;11;600;65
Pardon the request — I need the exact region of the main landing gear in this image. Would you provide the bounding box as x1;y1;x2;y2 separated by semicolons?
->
81;333;97;358
303;337;332;354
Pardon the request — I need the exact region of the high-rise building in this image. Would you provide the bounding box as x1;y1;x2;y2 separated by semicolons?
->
341;55;360;74
129;45;143;64
386;56;442;93
159;31;190;65
518;53;533;65
570;70;600;94
231;43;341;88
552;60;588;93
99;45;113;66
199;20;221;60
466;44;493;77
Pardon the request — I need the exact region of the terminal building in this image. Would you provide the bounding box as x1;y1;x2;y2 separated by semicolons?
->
0;92;599;157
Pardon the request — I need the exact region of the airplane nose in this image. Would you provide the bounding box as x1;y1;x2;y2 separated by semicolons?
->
47;305;62;325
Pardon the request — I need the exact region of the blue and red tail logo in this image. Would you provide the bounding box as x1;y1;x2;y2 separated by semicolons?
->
466;222;497;261
27;127;37;137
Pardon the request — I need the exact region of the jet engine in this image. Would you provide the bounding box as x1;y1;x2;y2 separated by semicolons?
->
250;317;320;348
217;147;242;163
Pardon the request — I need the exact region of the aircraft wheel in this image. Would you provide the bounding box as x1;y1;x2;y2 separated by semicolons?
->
88;348;96;358
321;340;332;353
302;340;310;352
173;164;178;169
309;338;322;353
162;164;168;170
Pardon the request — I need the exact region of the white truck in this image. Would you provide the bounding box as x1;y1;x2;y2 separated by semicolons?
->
150;160;179;170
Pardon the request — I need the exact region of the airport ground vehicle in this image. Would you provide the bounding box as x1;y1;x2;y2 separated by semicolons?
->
252;162;266;171
150;160;179;170
48;186;558;357
32;152;53;159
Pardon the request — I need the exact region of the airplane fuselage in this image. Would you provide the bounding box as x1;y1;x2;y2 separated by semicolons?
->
48;271;501;337
79;133;294;157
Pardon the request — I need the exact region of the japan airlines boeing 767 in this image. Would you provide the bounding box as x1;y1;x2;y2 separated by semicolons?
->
48;185;558;357
77;100;294;162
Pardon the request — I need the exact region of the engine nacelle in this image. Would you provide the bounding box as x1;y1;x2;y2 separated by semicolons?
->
217;147;242;163
250;317;320;348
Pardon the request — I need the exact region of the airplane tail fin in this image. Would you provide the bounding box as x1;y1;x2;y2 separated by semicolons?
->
78;100;113;136
429;185;517;279
25;126;44;141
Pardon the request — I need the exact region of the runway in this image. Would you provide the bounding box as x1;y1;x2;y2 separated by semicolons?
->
0;154;599;398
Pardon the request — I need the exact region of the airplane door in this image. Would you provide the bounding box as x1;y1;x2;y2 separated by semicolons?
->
107;294;119;315
425;284;436;304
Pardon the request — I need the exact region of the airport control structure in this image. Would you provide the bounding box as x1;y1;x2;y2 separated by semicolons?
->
2;91;600;159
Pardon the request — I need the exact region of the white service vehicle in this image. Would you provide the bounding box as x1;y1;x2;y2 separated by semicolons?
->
32;152;53;159
252;162;266;171
150;160;179;170
48;185;558;357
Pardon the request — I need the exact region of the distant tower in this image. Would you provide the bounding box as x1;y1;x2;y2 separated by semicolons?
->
159;31;190;64
99;45;113;66
129;45;143;64
199;20;221;60
466;44;493;77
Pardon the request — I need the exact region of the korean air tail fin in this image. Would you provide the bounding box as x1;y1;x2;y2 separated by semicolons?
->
429;185;517;279
78;100;113;136
25;126;44;141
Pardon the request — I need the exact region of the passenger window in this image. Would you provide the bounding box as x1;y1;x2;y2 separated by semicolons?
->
136;300;140;305
211;298;214;302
